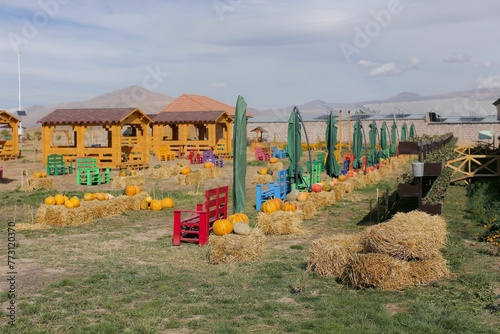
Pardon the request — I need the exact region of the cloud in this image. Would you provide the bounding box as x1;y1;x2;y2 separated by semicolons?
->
471;60;494;68
210;82;226;88
443;53;471;63
357;57;421;77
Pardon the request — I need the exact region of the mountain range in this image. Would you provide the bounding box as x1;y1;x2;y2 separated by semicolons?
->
14;86;500;127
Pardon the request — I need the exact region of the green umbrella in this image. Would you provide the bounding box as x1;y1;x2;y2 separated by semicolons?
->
352;118;363;170
380;122;389;159
232;95;247;213
390;121;398;157
288;107;305;189
368;121;379;167
401;122;408;141
325;111;340;177
409;123;416;139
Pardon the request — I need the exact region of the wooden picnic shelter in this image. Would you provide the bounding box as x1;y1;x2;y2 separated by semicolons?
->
38;108;152;169
0;110;20;160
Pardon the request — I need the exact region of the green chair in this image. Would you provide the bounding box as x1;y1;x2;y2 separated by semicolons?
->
75;157;110;185
46;154;73;175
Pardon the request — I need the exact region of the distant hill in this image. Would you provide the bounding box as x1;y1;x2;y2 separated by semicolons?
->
22;86;175;127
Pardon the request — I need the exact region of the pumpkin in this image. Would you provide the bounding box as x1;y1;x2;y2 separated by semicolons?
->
228;213;249;226
204;161;214;168
322;182;332;192
64;200;75;209
34;172;43;178
258;167;268;175
44;196;56;205
161;197;174;208
329;178;339;187
212;219;233;236
180;166;191;175
269;157;279;164
145;196;153;203
69;196;80;208
296;192;309;202
233;222;251;235
311;183;323;193
102;193;110;200
83;193;94;201
261;199;281;214
118;170;127;177
54;194;65;205
150;199;163;211
41;172;47;178
282;202;297;212
125;185;141;196
140;200;150;210
96;193;105;201
338;175;347;182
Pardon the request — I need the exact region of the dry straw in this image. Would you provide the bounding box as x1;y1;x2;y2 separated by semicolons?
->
363;171;381;184
111;175;145;188
408;253;450;285
361;211;447;260
256;211;305;235
36;192;147;226
207;228;266;264
23;178;54;191
175;171;204;185
148;167;172;179
199;167;221;179
251;174;273;184
268;162;284;172
307;234;363;277
292;200;316;220
308;191;336;208
334;181;353;194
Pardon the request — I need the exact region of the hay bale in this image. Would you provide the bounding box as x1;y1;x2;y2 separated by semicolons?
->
111;175;145;188
341;253;413;290
256;211;305;235
207;228;266;264
348;177;366;190
175;172;204;185
35;192;147;226
334;181;353;194
363;171;381;184
361;211;447;260
308;191;336;208
148;167;172;179
408;253;450;285
199;167;221;179
268;162;284;171
24;178;54;190
251;174;272;184
292;200;316;219
333;187;344;201
307;234;363;277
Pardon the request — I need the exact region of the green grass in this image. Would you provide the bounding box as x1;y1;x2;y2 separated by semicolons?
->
0;176;499;333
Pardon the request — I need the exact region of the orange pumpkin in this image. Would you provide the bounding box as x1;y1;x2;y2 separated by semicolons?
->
140;200;150;210
69;196;80;208
64;200;75;209
44;196;56;205
96;193;105;201
83;193;94;201
161;197;174;208
34;172;43;178
261;199;281;214
258;167;268;175
338;175;347;182
150;200;163;211
204;162;214;168
296;192;309;202
228;213;249;225
282;202;297;212
269;157;279;164
212;219;233;236
54;194;65;205
311;183;323;193
180;166;191;175
125;185;141;196
322;182;332;192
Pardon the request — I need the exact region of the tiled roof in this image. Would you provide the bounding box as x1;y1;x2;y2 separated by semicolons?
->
38;108;151;125
160;94;237;116
152;111;231;124
0;110;21;123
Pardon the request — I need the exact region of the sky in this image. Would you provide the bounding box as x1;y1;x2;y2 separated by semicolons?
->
1;0;499;112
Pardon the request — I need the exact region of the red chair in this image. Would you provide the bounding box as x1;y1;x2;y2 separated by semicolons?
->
172;186;228;246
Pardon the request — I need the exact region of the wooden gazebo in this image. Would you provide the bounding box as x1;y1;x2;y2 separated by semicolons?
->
151;111;233;156
0;110;20;160
38;108;152;169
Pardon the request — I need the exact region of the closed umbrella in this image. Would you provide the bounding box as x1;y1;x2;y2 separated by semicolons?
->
409;123;416;139
232;95;247;213
325;111;340;177
288;107;305;189
352;118;363;170
401;122;408;141
368;121;379;167
380;122;389;159
390;121;398;157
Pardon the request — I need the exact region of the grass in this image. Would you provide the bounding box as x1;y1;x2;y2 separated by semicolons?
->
0;169;499;333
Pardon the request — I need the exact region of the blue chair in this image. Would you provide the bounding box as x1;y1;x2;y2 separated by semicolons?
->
256;169;288;210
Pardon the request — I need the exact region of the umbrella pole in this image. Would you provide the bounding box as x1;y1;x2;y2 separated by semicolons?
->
339;110;342;159
297;108;313;192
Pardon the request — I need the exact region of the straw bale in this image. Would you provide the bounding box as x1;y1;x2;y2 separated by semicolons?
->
175;172;204;185
334;181;353;194
268;161;284;172
148;166;172;179
348;176;366;190
363;171;381;184
408;253;450;285
199;167;221;179
111;175;145;188
333;187;344;201
256;211;305;235
251;174;272;184
361;211;447;260
390;160;399;170
308;191;336;208
24;178;54;190
377;166;390;176
35;192;147;226
341;253;413;290
292;200;316;220
307;234;363;277
207;228;266;264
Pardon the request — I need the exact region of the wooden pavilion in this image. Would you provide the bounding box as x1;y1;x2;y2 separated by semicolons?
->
0;110;20;160
151;111;233;157
38;108;152;169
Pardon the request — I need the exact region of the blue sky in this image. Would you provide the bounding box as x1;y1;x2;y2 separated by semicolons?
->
1;0;499;111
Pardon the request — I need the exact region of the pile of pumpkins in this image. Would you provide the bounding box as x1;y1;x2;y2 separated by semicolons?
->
44;194;81;209
213;213;251;236
33;171;48;178
260;198;298;214
140;196;174;211
83;193;112;201
118;168;137;177
257;167;273;176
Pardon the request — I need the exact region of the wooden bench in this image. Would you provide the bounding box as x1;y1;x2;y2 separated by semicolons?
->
46;154;73;176
172;186;228;246
75;157;111;185
255;169;288;210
